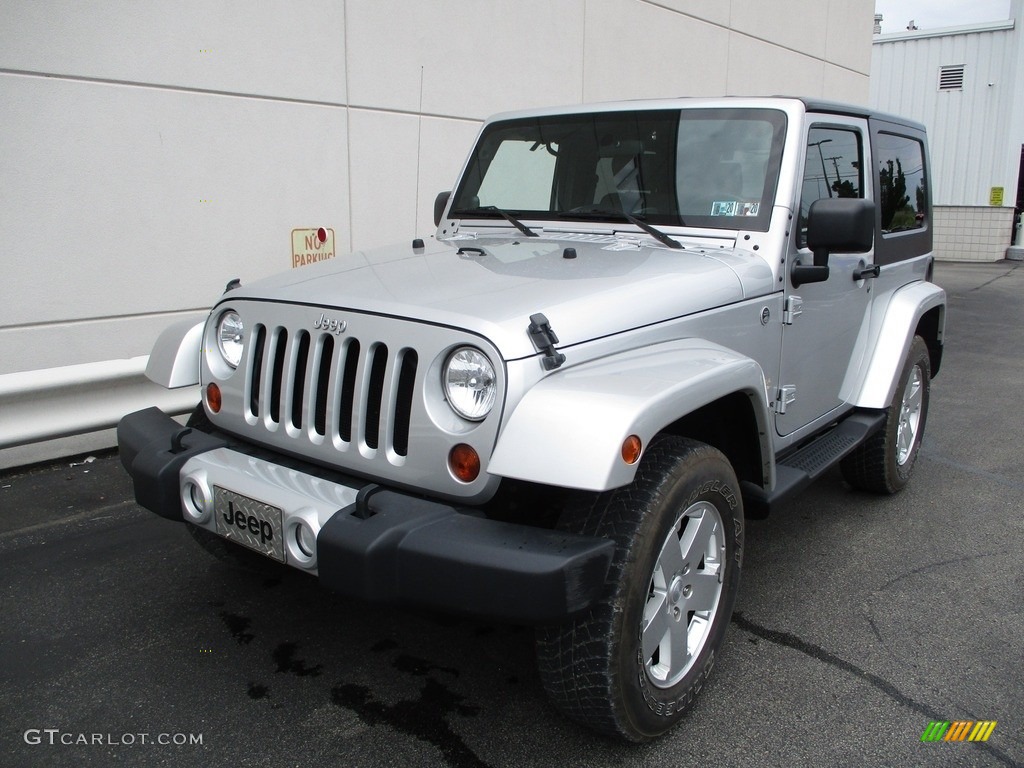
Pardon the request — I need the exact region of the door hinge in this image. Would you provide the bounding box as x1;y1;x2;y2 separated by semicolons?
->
784;295;803;325
775;385;797;415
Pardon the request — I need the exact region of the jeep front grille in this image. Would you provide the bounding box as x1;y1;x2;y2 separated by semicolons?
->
205;300;505;500
246;324;418;457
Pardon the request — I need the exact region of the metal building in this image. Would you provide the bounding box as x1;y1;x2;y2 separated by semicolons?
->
870;0;1024;262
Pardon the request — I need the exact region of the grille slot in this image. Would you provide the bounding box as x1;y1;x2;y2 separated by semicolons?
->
290;331;311;429
245;324;416;456
248;325;267;418
393;350;418;457
269;329;288;424
338;339;360;442
313;335;334;437
364;345;389;450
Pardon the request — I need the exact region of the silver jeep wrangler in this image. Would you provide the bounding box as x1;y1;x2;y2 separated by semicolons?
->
119;97;945;741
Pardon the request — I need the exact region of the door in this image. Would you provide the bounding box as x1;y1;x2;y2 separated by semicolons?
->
776;118;875;436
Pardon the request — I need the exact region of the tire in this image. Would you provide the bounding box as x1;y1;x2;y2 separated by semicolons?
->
536;436;743;742
841;335;931;494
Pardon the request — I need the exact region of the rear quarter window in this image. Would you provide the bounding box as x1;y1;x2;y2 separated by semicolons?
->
871;123;932;264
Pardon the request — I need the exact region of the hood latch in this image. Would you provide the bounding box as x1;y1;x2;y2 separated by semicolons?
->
528;313;566;371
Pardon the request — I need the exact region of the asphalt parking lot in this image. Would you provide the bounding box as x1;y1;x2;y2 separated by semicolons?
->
2;261;1022;768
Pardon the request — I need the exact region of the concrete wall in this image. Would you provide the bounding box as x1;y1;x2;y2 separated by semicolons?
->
0;0;874;469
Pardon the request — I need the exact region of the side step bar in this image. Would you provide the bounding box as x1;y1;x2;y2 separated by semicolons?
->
741;411;885;518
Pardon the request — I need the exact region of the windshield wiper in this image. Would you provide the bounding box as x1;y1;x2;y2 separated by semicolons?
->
452;205;539;237
559;207;683;250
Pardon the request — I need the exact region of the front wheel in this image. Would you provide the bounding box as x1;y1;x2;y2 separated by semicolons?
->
536;436;743;742
841;335;931;493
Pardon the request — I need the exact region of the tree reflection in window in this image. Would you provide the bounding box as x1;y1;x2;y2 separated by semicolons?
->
877;134;927;233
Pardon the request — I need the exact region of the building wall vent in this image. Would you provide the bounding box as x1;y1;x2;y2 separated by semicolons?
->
939;65;965;90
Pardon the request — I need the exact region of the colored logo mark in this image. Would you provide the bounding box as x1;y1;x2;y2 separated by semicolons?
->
921;720;997;742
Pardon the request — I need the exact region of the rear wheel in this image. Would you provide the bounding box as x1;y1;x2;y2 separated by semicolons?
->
536;436;743;741
841;335;931;493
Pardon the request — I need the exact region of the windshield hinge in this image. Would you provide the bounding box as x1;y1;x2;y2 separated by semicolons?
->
527;313;566;371
783;295;803;325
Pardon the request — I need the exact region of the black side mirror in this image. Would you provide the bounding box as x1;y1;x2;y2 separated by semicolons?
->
793;198;874;287
434;191;451;227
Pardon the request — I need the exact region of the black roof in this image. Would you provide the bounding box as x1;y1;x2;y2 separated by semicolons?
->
791;97;928;132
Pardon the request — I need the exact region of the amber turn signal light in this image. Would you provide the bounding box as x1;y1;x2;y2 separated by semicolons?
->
206;382;222;414
449;444;481;483
621;435;642;465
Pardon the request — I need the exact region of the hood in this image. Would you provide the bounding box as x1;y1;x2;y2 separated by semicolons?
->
227;235;775;360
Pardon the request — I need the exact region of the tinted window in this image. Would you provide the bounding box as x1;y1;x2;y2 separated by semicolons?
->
451;108;787;232
798;126;863;247
876;133;927;234
475;139;557;210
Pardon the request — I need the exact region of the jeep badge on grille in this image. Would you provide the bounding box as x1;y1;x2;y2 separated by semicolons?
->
313;313;347;335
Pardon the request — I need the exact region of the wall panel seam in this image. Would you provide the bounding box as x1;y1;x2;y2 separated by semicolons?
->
0;68;484;125
637;0;869;76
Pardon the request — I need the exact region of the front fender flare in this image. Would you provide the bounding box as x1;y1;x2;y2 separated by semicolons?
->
489;339;772;492
145;319;205;389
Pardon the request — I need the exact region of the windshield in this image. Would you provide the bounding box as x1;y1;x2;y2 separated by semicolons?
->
452;107;787;233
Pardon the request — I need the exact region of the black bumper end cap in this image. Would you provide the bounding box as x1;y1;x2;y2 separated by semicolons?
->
117;407;226;521
317;490;614;624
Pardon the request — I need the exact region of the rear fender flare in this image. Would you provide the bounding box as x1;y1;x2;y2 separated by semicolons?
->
853;282;945;409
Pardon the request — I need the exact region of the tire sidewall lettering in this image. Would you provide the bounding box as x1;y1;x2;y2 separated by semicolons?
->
622;449;743;726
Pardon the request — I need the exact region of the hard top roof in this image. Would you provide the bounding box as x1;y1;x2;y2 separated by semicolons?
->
484;96;926;133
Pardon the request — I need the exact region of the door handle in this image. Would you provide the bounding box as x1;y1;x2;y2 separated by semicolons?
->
853;264;880;281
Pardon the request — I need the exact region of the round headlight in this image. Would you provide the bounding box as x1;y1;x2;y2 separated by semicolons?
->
443;347;496;421
217;311;244;368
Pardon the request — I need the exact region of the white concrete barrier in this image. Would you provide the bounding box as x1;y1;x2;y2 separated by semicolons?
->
0;357;199;450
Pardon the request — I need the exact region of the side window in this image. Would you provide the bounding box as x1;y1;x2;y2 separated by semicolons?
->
875;132;927;234
798;126;863;247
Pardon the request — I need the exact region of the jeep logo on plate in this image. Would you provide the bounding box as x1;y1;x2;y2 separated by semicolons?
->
222;501;274;545
313;312;347;335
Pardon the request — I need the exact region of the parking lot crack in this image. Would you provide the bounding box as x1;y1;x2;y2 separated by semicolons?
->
731;612;1018;767
919;450;1024;492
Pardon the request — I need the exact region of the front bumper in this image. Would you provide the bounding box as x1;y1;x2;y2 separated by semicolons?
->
117;407;614;623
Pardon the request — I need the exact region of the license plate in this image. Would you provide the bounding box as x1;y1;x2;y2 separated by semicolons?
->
214;487;285;563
